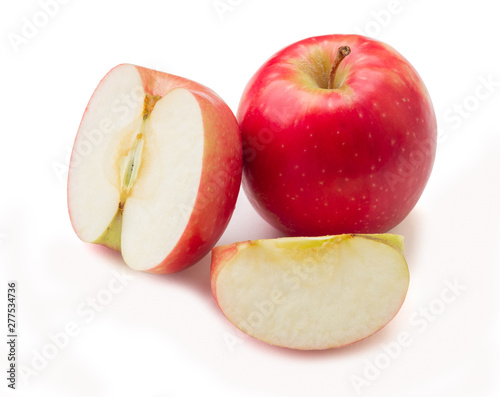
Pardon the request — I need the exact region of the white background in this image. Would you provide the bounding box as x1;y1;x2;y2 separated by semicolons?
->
1;0;500;396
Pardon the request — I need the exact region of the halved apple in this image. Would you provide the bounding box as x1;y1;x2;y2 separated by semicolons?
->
211;234;409;350
68;64;242;274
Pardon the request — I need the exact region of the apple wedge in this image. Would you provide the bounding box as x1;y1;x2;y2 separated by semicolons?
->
211;234;409;350
68;64;242;274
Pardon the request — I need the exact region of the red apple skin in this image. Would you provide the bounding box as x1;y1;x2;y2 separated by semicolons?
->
68;64;242;274
238;35;437;236
210;243;241;303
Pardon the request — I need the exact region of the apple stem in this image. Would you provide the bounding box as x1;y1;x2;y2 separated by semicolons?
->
142;93;162;120
327;46;351;90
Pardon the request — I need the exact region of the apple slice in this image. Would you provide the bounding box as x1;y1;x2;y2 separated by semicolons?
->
211;234;409;350
68;64;242;274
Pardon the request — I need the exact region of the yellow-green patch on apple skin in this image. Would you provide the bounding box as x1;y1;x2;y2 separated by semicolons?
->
93;206;123;252
214;233;403;255
354;234;405;256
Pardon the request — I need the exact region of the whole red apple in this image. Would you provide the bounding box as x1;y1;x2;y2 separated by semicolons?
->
238;34;437;236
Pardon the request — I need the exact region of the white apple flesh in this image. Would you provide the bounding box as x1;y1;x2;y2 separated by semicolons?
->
68;64;242;274
211;234;409;350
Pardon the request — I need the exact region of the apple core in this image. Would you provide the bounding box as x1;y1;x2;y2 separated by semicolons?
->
95;93;162;251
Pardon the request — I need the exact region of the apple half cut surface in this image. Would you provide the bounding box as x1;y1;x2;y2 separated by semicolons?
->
68;64;242;274
211;234;409;350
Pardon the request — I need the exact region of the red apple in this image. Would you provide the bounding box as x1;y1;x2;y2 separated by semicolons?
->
238;34;437;236
68;64;242;274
